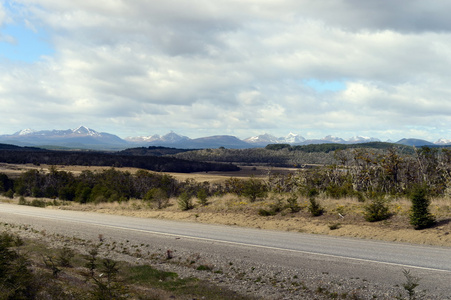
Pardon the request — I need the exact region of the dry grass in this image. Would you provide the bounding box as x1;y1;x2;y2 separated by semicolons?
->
20;192;447;247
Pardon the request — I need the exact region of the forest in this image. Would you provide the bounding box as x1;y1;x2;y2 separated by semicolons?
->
1;145;451;206
173;142;414;167
0;144;239;173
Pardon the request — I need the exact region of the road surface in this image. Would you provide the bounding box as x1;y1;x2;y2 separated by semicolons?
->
0;202;450;298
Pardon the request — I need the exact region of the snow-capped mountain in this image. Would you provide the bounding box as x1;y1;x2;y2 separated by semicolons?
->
15;128;37;136
160;132;190;143
0;126;127;149
72;125;102;137
126;134;161;143
320;135;346;143
129;132;249;149
244;133;382;146
346;136;381;143
244;133;282;145
285;132;306;144
435;138;451;145
245;133;306;145
2;126;451;150
126;132;190;144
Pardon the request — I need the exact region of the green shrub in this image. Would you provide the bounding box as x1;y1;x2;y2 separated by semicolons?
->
88;258;127;300
258;208;277;216
30;199;47;208
58;246;75;268
363;197;391;222
242;178;267;202
308;197;324;216
178;192;194;211
0;232;37;299
4;189;14;199
409;186;435;229
196;189;208;206
258;198;284;216
328;223;341;230
18;196;28;205
356;192;365;202
144;188;169;209
326;182;354;199
402;269;420;300
286;195;301;213
307;188;319;198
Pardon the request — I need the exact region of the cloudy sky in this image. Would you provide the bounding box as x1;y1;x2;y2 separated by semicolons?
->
1;0;451;141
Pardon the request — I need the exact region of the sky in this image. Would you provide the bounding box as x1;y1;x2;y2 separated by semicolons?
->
1;1;451;142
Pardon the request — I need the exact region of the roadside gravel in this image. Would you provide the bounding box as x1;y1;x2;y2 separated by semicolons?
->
2;221;447;300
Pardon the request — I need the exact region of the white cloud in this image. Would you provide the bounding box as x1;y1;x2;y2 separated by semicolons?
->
0;0;451;141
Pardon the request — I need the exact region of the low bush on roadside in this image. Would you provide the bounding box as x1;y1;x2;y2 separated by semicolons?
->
0;232;38;299
144;187;169;209
197;189;208;206
178;191;194;211
308;197;324;217
258;198;284;216
363;197;391;222
286;195;301;213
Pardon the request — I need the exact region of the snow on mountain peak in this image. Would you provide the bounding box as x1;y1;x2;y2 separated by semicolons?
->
435;138;451;145
285;132;305;143
347;136;380;143
161;131;189;142
244;133;279;144
72;126;100;137
16;128;36;136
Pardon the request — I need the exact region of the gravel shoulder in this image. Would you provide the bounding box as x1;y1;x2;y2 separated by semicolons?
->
1;201;450;300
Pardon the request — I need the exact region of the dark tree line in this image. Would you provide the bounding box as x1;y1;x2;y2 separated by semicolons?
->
4;168;198;203
0;148;239;173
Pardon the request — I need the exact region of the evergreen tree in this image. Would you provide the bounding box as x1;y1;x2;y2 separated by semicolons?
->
409;186;435;229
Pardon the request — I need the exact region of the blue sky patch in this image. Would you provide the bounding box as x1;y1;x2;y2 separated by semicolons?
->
1;1;54;63
0;23;54;62
303;79;346;93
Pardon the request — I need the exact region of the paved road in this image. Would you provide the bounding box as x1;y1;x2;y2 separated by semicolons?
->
1;202;450;296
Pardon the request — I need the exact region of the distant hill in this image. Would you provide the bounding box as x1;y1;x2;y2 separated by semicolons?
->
396;138;434;147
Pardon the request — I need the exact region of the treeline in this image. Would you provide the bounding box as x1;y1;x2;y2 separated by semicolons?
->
0;147;239;173
2;146;451;207
0;167;271;209
173;142;415;167
0;167;212;203
265;142;413;153
117;146;194;156
267;146;451;197
173;147;338;167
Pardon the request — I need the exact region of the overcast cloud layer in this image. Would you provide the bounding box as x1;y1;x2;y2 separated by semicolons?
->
1;0;451;141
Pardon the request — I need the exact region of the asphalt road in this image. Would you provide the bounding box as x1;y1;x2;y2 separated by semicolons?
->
1;202;450;297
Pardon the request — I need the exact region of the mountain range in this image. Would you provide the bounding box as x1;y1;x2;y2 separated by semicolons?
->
0;126;449;150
